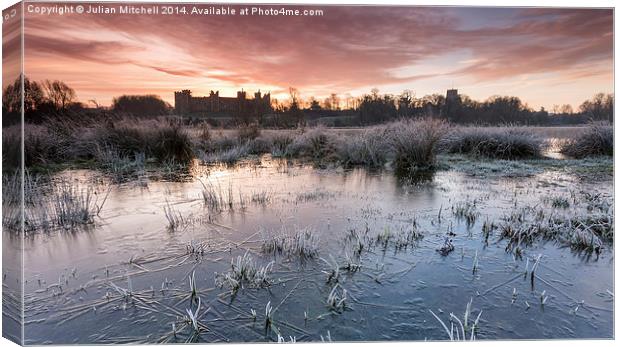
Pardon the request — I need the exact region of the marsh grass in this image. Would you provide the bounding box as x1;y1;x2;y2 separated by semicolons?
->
96;147;146;182
443;127;546;159
2;171;24;230
326;283;348;312
52;178;108;229
199;179;239;212
392;223;424;251
163;200;185;231
199;144;251;165
215;252;273;292
385;118;448;174
560;124;613;158
237;123;261;141
548;196;570;209
261;226;320;259
285;126;338;160
452;202;478;227
296;189;335;202
153;124;195;163
17;172;61;232
337;128;389;168
269;134;293;158
429;298;482;341
482;218;497;244
499;205;612;256
251;191;272;205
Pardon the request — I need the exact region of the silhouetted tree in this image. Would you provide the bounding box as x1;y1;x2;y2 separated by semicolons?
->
397;90;414;117
42;80;76;110
308;97;322;111
112;95;170;117
358;89;397;124
2;75;45;125
328;93;340;110
579;93;614;123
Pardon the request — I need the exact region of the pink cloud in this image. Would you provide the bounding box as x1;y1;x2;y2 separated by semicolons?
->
17;4;613;107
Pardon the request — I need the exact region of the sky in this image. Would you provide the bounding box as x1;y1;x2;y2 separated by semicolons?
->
4;3;614;110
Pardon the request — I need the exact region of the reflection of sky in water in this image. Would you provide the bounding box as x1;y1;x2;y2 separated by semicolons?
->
8;157;613;343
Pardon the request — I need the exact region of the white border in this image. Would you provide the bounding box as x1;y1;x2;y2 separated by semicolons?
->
0;1;616;347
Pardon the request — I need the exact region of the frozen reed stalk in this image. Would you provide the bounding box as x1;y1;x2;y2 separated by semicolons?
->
472;250;479;274
530;254;542;286
163;200;184;231
326;283;347;312
540;290;549;306
429;298;482;341
189;271;198;301
321;256;340;283
265;301;273;328
185;297;201;331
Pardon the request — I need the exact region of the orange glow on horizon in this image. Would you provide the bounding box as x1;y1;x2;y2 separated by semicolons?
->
4;4;612;110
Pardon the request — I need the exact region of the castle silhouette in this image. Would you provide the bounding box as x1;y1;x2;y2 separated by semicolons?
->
174;89;271;115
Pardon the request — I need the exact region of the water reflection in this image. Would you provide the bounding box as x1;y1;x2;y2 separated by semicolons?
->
6;155;614;343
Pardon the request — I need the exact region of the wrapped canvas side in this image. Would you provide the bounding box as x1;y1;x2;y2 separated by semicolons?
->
2;2;24;345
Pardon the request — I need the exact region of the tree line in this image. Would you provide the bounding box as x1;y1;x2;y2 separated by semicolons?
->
277;87;613;126
2;75;170;126
2;75;613;127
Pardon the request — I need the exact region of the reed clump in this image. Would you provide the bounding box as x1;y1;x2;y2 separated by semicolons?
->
443;127;546;159
560;124;613;158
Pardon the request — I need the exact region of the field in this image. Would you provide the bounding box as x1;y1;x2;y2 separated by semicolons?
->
2;119;614;343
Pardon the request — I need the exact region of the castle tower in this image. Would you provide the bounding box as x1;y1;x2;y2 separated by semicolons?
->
263;92;271;111
237;90;247;114
444;89;460;120
174;90;192;114
446;89;459;103
209;90;220;112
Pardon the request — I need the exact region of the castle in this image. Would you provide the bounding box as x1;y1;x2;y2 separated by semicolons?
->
174;89;271;115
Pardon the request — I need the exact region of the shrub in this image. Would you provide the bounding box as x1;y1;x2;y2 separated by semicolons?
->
200;143;250;165
92;119;193;164
286;126;338;160
386;118;448;173
443;127;546;159
111;95;169;117
337;128;389;168
246;137;272;155
94;122;150;157
210;136;237;152
269;134;293;157
2;125;21;169
198;122;211;144
560;124;613;158
237;123;261;141
152;124;194;163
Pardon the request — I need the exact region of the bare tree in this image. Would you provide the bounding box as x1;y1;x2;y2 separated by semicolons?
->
42;79;76;110
329;93;340;110
579;93;614;122
288;87;300;110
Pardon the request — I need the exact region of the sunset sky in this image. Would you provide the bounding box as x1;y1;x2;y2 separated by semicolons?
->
5;3;614;109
